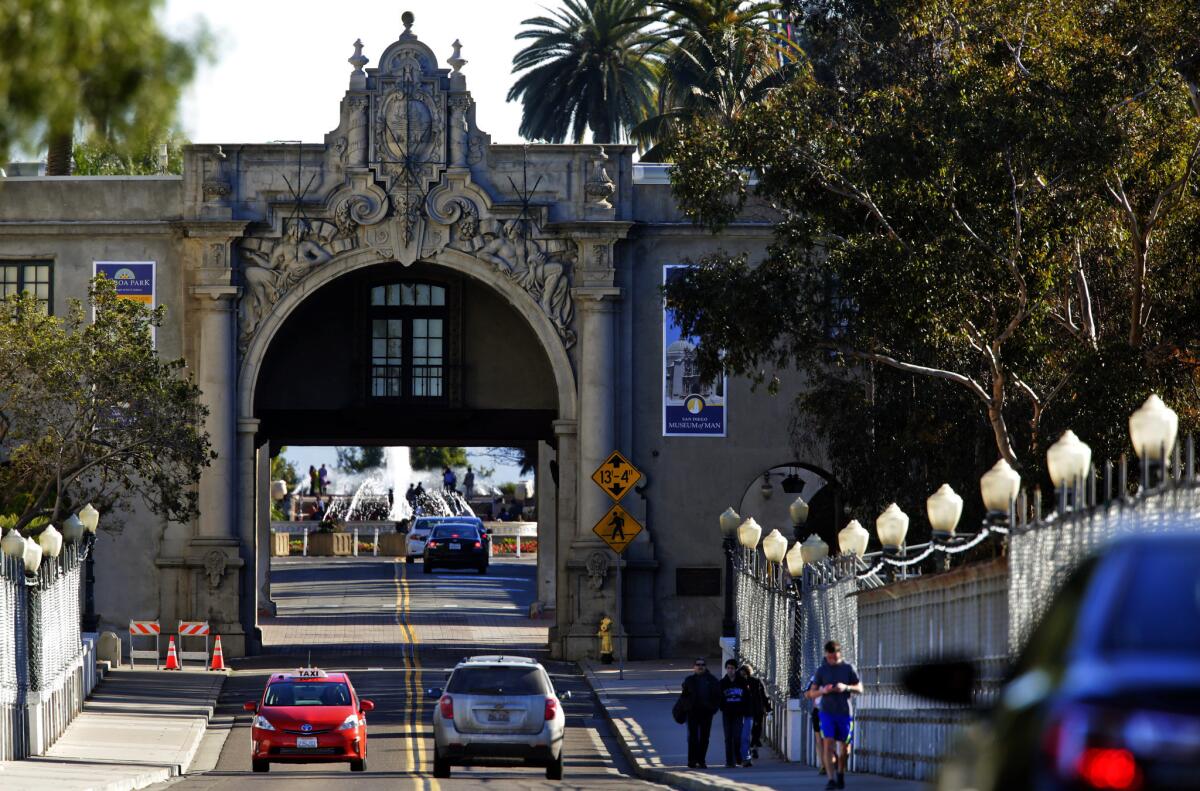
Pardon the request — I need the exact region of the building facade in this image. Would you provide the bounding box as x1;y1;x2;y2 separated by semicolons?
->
0;18;816;659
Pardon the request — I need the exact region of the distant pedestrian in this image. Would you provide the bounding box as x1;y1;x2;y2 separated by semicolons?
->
405;484;417;507
806;640;862;790
308;465;319;497
312;496;327;521
442;466;457;493
719;659;750;768
679;658;720;768
739;664;771;761
463;467;475;496
318;464;330;495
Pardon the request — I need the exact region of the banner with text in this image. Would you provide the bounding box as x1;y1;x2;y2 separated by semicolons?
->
663;265;727;437
93;261;156;344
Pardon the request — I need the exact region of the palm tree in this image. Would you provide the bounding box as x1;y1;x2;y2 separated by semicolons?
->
508;0;660;144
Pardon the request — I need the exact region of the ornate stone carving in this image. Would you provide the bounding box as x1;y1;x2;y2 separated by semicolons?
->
448;95;471;168
585;148;616;209
240;220;343;344
204;550;227;591
585;551;608;591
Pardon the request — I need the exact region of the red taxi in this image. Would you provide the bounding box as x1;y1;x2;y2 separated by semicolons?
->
243;668;374;773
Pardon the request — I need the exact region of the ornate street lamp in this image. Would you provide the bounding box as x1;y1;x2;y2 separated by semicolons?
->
926;484;963;541
61;514;85;544
785;541;805;579
22;536;42;575
1047;430;1091;509
762;529;788;564
759;473;774;500
78;504;101;632
2;530;26;560
980;459;1021;520
738;517;762;550
789;496;809;541
719;507;741;537
875;503;909;555
838;519;869;557
1130;395;1178;488
719;508;740;636
37;524;63;559
799;533;829;564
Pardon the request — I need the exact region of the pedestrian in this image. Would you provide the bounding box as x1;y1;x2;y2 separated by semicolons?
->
405;483;417;507
308;465;319;497
719;658;750;768
810;673;829;776
318;464;330;495
806;640;862;790
739;664;772;762
463;467;475;496
442;466;457;493
679;658;721;768
312;496;327;521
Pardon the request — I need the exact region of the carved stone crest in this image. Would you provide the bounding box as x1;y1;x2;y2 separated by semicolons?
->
585;551;609;591
204;550;227;591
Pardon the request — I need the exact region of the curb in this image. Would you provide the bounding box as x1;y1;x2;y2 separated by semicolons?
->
581;661;777;791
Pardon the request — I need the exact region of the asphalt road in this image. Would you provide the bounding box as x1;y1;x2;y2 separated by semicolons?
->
150;555;667;791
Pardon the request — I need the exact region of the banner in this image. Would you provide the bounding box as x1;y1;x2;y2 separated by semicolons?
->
663;265;727;436
93;261;156;345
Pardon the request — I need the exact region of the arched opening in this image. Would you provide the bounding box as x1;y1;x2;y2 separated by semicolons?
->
239;253;577;656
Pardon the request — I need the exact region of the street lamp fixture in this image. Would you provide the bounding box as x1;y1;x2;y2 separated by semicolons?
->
762;529;788;563
79;504;100;534
1047;430;1092;498
719;507;741;537
2;530;26;559
838;519;869;557
759;473;773;500
1129;394;1178;464
785;541;805;578
78;503;101;632
799;533;829;565
61;514;85;544
788;496;809;540
37;524;63;559
738;517;763;550
22;536;42;575
926;484;963;540
980;458;1021;518
719;507;740;638
876;503;909;554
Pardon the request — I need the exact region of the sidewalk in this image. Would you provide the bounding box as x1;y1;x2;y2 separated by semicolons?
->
583;658;930;791
0;667;225;791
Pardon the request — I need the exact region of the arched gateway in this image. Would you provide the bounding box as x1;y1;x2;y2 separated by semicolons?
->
0;13;799;662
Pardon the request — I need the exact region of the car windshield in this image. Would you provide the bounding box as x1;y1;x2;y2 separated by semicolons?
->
1101;545;1200;655
447;666;549;696
264;681;352;707
431;526;478;540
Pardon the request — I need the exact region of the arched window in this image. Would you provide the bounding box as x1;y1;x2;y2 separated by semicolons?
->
368;281;447;399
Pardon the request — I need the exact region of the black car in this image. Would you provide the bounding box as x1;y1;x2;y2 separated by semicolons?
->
423;524;488;574
909;533;1200;791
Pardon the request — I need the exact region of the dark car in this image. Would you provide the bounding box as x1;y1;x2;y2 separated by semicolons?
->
909;533;1200;791
423;524;488;574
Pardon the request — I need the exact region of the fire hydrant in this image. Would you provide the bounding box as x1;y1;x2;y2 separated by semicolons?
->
597;616;614;664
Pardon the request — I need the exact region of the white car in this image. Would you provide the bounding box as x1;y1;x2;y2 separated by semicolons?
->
406;516;477;563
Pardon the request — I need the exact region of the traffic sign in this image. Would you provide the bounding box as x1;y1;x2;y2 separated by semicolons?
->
592;504;643;554
591;451;643;502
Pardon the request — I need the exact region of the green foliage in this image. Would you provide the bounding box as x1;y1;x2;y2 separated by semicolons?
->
509;0;660;143
0;0;211;169
71;132;189;175
411;447;469;471
335;446;385;473
271;447;299;489
663;0;1200;523
0;277;214;531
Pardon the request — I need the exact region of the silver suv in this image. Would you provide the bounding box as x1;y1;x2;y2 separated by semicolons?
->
429;655;570;779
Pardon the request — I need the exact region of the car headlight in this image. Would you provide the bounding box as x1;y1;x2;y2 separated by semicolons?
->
339;714;360;731
252;715;276;731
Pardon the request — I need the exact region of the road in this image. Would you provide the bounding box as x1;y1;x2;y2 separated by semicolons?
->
150;555;668;791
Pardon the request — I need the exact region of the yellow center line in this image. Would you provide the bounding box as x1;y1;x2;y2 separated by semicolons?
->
395;559;438;791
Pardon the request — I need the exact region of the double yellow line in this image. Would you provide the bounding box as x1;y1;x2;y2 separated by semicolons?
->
394;559;439;791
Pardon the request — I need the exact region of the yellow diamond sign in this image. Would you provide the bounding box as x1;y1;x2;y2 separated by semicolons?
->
591;450;643;503
592;504;643;555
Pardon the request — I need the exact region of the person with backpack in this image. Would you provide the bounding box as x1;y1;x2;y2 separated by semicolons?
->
677;658;721;768
739;664;772;762
719;659;751;768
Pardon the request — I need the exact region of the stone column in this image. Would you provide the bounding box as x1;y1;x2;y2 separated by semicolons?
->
536;440;557;608
573;287;621;538
237;418;264;653
256;438;274;619
550;420;577;660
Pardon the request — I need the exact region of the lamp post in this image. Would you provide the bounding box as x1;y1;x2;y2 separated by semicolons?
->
78;504;100;632
926;484;963;542
1047;430;1092;511
788;495;809;542
980;459;1021;523
1129;394;1178;490
876;503;909;581
762;528;787;587
719;507;740;636
838;519;869;558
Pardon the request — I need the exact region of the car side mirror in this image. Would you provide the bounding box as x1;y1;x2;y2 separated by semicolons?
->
902;658;978;706
243;701;258;712
360;699;375;712
426;687;443;699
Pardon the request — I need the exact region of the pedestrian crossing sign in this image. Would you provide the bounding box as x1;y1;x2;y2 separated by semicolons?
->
591;450;643;503
592;503;643;554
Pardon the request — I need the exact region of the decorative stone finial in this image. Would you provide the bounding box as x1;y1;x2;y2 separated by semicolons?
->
402;11;415;32
449;39;466;74
349;39;368;74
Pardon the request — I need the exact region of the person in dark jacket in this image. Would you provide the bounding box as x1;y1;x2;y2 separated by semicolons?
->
739;664;772;761
718;659;750;768
681;658;721;768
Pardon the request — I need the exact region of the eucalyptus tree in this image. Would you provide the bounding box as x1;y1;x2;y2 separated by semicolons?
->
508;0;660;144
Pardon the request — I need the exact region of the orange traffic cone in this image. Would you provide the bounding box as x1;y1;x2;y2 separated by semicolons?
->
164;635;181;670
209;635;227;671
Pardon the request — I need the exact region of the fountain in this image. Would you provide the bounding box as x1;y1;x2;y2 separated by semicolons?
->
317;447;475;522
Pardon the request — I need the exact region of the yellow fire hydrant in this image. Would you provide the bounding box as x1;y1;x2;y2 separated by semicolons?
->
597;616;614;664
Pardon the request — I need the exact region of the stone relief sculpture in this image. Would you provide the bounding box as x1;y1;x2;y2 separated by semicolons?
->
585;551;609;591
204;550;227;591
240;220;340;344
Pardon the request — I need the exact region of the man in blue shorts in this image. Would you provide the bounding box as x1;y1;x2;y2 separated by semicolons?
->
806;640;861;790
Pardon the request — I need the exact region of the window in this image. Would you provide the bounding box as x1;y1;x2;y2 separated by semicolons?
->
368;281;447;399
446;666;549;696
263;681;352;707
1;262;52;312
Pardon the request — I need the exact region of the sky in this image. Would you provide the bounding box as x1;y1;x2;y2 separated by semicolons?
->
163;1;554;485
163;0;551;146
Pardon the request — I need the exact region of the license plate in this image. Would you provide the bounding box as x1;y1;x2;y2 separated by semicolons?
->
487;711;509;722
296;736;318;749
449;542;461;550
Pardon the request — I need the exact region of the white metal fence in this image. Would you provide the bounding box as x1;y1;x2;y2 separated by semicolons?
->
0;537;94;760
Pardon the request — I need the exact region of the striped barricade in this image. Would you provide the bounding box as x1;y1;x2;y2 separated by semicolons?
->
129;620;161;668
177;621;210;668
